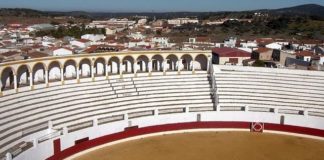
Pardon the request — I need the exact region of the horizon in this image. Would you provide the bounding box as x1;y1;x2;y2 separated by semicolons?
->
0;0;323;12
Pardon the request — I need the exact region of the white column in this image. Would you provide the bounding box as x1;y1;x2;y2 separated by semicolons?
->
163;60;167;75
105;64;109;79
157;61;160;71
45;70;49;87
177;59;181;74
119;62;123;78
134;60;138;77
14;74;18;93
29;72;33;90
76;66;80;83
60;67;64;85
148;60;152;76
192;60;196;74
91;64;95;81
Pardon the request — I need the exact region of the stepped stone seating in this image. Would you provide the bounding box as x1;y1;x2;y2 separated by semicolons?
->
0;71;213;155
214;66;324;114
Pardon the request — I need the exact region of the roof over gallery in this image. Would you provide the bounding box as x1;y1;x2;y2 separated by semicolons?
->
212;47;251;57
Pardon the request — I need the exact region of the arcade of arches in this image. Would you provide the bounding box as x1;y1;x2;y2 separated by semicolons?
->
0;51;210;95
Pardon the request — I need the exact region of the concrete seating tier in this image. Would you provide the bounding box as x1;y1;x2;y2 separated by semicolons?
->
0;71;213;154
214;65;324;114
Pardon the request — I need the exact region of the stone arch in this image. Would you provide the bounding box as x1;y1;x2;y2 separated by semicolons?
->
122;56;135;73
108;56;120;75
16;64;31;88
181;54;193;71
166;54;179;71
48;61;62;81
1;67;15;91
64;59;77;79
151;54;164;72
94;57;106;77
32;62;46;84
136;55;149;72
194;54;208;70
79;58;92;78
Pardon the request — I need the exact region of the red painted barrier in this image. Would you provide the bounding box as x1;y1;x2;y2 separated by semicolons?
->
47;122;324;160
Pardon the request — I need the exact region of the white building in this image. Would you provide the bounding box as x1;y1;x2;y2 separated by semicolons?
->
81;34;106;42
266;42;282;50
152;36;169;48
320;56;324;65
224;37;237;48
53;48;73;56
167;18;199;25
105;28;117;35
129;32;146;40
70;39;91;49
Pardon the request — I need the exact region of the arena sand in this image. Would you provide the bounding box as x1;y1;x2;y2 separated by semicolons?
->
74;132;324;160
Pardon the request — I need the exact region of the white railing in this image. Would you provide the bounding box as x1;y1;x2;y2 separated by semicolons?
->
37;130;62;143
209;61;218;108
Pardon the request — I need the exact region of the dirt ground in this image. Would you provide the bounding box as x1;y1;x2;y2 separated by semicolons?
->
74;132;324;160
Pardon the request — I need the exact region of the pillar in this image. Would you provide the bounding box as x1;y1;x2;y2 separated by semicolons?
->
192;60;196;74
76;66;80;83
105;64;109;79
157;61;160;71
163;60;167;75
148;60;152;76
45;69;49;87
29;72;34;90
119;62;123;78
91;64;95;81
14;74;18;93
134;60;138;77
60;67;64;85
177;59;181;74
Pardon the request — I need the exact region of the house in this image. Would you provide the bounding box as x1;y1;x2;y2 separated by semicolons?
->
212;47;251;65
266;42;282;50
285;57;310;70
105;27;117;35
25;51;49;59
296;51;313;62
255;38;273;47
251;48;273;61
224;37;237;48
81;34;106;42
70;39;91;49
53;48;73;56
1;51;24;62
152;36;169;48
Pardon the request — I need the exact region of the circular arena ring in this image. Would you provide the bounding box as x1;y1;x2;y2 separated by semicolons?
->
1;51;324;160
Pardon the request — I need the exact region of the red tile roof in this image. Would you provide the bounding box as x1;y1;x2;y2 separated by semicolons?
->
296;51;313;57
26;51;48;58
77;39;91;43
254;47;272;53
1;51;21;57
212;47;251;57
256;38;274;46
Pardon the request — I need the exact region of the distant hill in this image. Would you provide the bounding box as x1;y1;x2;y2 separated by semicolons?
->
0;8;46;17
269;4;324;18
0;4;323;19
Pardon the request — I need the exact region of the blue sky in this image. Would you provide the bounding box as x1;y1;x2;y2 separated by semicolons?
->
0;0;323;12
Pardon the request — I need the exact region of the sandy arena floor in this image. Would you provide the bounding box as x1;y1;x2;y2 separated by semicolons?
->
74;132;324;160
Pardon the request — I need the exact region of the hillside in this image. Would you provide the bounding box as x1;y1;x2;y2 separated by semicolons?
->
273;4;324;18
